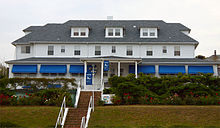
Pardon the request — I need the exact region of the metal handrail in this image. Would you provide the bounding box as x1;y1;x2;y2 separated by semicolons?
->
85;96;93;128
74;81;81;108
55;96;68;128
80;116;85;128
80;96;93;128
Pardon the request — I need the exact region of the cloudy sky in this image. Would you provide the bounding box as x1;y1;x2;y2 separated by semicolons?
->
0;0;219;63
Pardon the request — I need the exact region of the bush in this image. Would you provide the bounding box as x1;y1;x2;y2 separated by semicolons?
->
0;89;73;106
98;100;105;106
108;73;220;105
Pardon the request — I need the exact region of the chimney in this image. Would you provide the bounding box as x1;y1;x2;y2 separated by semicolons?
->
107;16;113;20
214;50;216;56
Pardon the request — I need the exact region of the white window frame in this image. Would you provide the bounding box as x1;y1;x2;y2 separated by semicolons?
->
71;27;89;38
105;27;123;38
112;46;116;53
95;46;101;55
126;46;133;56
174;46;181;56
48;46;54;55
146;46;153;56
61;46;65;53
162;46;167;54
21;45;31;54
74;46;81;56
140;28;158;38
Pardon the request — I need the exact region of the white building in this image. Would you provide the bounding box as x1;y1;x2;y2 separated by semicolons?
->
6;20;220;90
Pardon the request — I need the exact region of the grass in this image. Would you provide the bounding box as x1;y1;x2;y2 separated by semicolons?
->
88;105;220;128
0;106;60;128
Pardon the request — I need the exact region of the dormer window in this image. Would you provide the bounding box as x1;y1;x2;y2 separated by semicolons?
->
105;28;123;38
71;27;89;37
140;28;158;38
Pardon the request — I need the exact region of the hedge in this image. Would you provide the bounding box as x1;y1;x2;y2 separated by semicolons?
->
107;73;220;105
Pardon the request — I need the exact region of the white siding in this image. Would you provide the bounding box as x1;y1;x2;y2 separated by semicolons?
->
15;43;195;59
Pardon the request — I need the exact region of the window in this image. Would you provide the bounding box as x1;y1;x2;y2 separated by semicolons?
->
61;46;65;53
71;27;89;37
126;46;133;56
106;28;123;37
108;29;114;36
74;46;80;55
112;46;116;53
95;46;101;55
162;46;167;53
146;46;153;56
115;29;121;36
21;46;30;54
174;46;180;56
140;28;157;38
48;46;54;55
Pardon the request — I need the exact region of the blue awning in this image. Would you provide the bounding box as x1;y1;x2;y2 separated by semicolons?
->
129;65;155;74
12;65;37;73
69;65;84;73
159;65;186;74
40;65;67;73
188;66;214;74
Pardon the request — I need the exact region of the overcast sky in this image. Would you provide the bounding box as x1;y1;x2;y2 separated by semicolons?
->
0;0;219;63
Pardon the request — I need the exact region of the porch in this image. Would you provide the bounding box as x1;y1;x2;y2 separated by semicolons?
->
80;57;142;91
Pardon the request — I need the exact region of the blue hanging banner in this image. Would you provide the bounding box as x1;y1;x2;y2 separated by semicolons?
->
86;73;92;85
104;61;109;71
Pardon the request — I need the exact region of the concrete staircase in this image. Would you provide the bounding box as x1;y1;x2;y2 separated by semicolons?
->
64;91;101;128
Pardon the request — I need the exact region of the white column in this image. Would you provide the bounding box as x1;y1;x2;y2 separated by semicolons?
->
37;64;41;78
135;61;138;78
84;61;87;89
8;64;13;78
101;61;104;90
66;64;71;78
118;61;120;76
213;65;218;76
155;65;159;78
185;65;188;74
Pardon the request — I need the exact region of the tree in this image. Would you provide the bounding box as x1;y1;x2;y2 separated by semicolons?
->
0;63;8;79
195;55;206;59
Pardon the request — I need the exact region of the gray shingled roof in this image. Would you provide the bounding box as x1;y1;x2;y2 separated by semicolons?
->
12;20;198;45
23;26;42;32
7;57;220;65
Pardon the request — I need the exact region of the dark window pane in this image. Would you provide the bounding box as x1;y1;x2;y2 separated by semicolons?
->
174;51;180;56
74;32;79;36
74;50;80;55
48;51;54;55
147;51;153;56
143;32;148;36
127;51;133;56
81;32;86;36
150;32;155;36
26;46;30;53
61;49;65;53
95;51;101;55
163;49;167;53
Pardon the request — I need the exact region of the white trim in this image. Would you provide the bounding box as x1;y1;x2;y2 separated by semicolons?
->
84;61;87;89
15;41;199;45
118;61;120;76
135;61;138;78
105;27;123;38
71;27;89;38
140;28;158;38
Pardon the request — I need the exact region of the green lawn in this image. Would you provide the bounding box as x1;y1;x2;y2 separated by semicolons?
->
0;106;60;128
89;105;220;128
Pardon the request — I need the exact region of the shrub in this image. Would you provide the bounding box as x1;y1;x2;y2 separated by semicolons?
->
108;74;220;105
